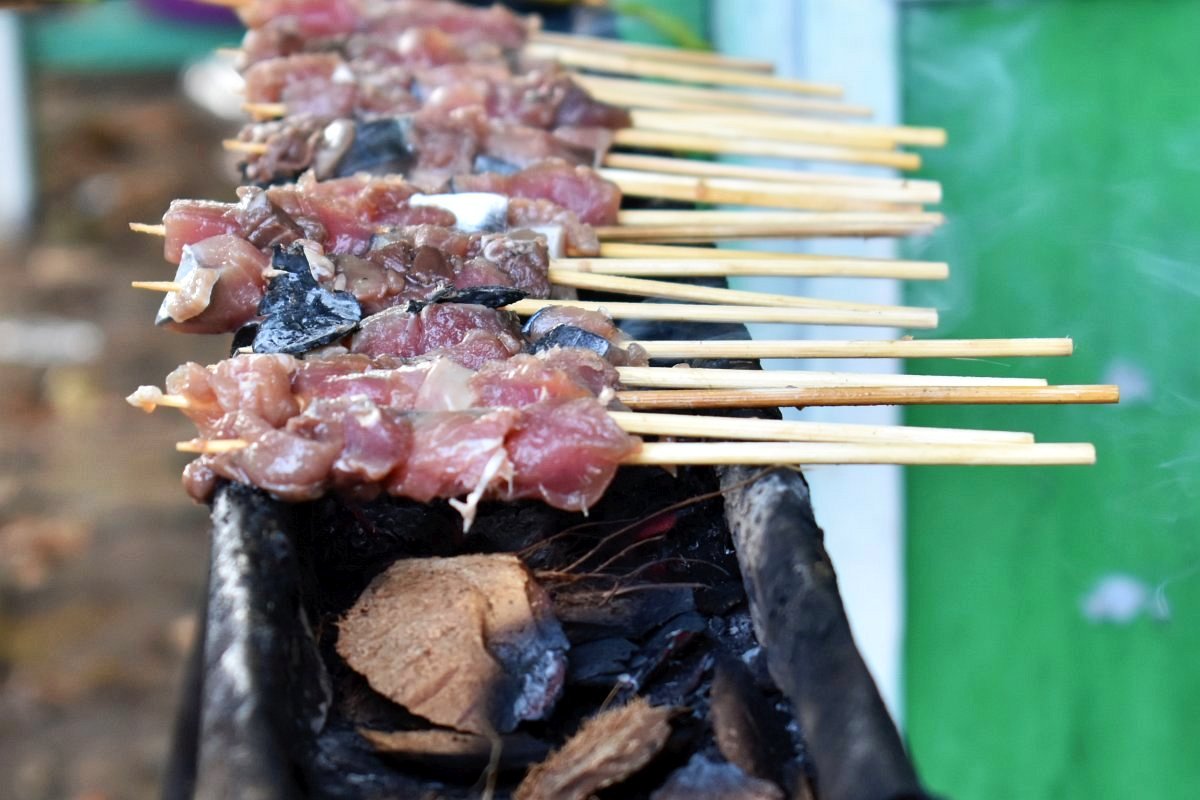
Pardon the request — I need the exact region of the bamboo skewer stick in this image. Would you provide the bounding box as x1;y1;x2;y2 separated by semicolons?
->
601;154;942;200
599;211;944;242
601;169;927;212
131;274;933;317
226;133;919;173
222;136;944;198
559;255;948;280
543;270;929;313
528;31;777;74
523;43;844;98
615;367;1046;390
128;223;950;280
616;385;1120;409
150;382;1119;416
175;436;1095;467
610;128;920;170
575;75;872;117
605;412;1034;445
505;299;937;329
624;441;1096;467
627;110;946;149
152;404;1036;446
238;102;939;155
634;338;1074;360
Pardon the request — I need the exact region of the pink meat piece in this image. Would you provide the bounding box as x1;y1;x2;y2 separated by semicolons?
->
162;200;242;264
523;305;624;343
535;348;623;397
293;355;428;407
366;1;530;50
241;0;361;37
267;173;454;255
288;397;414;489
503;399;640;512
553;81;632;130
350;303;523;367
243;53;358;118
552;126;616;160
456;160;621;226
471;354;594;408
162;235;270;335
189;411;341;502
480;126;593;169
507;197;600;257
391;408;519;503
208;354;301;427
164;362;224;434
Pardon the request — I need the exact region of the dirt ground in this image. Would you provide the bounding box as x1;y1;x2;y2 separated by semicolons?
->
0;73;242;800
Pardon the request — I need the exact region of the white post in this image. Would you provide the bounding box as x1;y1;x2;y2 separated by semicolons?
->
712;0;907;724
0;12;32;242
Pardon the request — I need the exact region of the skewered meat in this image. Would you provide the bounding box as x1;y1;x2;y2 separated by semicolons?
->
238;0;531;64
349;301;525;367
161;170;603;266
236;112;611;190
138;349;639;511
156;229;551;336
453;161;621;227
243;53;630;132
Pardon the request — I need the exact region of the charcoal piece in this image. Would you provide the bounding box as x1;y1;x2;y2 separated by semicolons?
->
253;244;362;355
402;285;528;313
651;755;784;800
566;637;638;687
526;325;615;360
440;286;527;308
515;698;674;800
553;587;695;643
624;611;708;692
360;728;551;775
710;654;793;791
471;154;522;176
336;554;569;736
230;322;259;355
720;467;928;800
333;117;417;178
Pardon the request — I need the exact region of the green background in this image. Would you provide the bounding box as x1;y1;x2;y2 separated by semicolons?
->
901;2;1200;797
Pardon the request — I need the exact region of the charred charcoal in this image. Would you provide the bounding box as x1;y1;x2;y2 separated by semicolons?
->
651;755;785;800
361;728;552;777
620;611;708;696
253;244;362;355
438;285;528;309
336;554;569;735
565;638;638;688
553;587;696;644
514;698;675;800
231;322;260;355
527;325;615;361
709;654;795;793
471;154;522;176
333;117;418;179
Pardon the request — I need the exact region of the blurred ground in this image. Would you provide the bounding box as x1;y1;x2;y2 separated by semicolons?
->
0;73;238;800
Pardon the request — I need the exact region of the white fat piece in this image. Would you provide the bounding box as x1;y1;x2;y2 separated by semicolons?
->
526;225;567;259
409;192;509;234
155;244;217;325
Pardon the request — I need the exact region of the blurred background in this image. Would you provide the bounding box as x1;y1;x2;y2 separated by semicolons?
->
0;1;1197;798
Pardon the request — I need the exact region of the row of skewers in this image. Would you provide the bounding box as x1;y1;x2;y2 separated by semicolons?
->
128;0;1117;521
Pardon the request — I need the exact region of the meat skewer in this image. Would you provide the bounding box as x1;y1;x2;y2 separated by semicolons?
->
224;0;845;99
125;348;1093;512
181;436;1098;467
130;221;937;334
525;30;777;74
